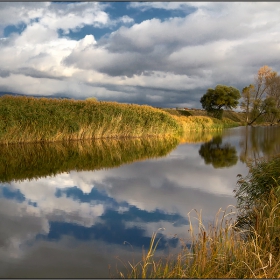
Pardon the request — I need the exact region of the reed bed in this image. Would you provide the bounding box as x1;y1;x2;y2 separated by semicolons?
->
0;95;240;144
170;115;239;132
120;155;280;278
0;95;182;144
0;136;179;183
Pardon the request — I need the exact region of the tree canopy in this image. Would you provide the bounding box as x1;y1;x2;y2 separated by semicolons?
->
240;65;280;125
200;85;241;119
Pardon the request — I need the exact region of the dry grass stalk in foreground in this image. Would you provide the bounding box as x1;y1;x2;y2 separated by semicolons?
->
119;154;280;279
121;202;280;278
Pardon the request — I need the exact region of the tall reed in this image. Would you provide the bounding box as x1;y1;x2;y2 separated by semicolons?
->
170;115;239;132
121;205;280;278
0;95;182;144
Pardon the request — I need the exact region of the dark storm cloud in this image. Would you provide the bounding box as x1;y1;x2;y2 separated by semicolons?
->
84;81;203;108
0;66;64;81
16;67;64;80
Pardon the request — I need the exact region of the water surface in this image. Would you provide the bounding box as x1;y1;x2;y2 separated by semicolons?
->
0;126;280;278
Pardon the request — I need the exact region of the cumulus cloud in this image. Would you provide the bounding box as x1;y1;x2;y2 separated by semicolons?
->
1;2;280;107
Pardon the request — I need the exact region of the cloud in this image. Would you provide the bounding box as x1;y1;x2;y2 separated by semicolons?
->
0;236;143;278
63;2;280;93
1;2;280;107
0;2;48;32
42;2;110;33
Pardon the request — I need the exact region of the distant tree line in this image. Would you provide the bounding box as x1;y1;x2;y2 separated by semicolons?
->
200;65;280;125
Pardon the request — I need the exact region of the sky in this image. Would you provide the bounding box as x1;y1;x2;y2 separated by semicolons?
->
0;2;280;108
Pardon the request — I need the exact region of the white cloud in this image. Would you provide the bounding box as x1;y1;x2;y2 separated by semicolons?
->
41;2;110;33
128;2;196;12
119;15;134;24
0;3;48;30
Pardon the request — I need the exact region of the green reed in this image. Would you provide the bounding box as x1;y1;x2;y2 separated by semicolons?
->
170;115;239;132
0;95;182;144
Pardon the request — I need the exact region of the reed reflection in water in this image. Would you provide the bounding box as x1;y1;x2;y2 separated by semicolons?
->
0;136;180;183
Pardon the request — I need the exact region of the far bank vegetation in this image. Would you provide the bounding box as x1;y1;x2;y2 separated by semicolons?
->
198;65;280;126
0;95;238;144
240;65;280;126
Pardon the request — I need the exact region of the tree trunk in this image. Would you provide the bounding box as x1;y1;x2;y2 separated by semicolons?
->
247;112;265;126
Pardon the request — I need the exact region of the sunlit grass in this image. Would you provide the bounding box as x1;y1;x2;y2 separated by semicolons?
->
0;95;240;144
170;115;239;132
121;204;280;278
0;95;182;144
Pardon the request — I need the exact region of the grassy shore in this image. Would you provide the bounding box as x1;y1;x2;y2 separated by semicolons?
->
0;95;239;144
120;155;280;278
171;114;239;131
0;95;181;144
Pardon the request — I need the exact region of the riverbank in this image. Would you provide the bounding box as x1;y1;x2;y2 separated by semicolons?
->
0;95;239;144
120;154;280;278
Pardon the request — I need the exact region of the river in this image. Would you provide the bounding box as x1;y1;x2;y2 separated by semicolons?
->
0;126;280;278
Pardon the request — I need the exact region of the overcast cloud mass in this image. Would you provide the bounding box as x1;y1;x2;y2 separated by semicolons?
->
0;2;280;108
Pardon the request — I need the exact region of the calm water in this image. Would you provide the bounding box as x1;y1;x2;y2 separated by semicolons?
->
0;126;280;278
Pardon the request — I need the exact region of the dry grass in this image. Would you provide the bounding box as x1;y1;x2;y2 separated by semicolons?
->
187;109;246;124
0;95;182;144
121;205;280;278
0;95;240;144
120;155;280;278
170;115;239;132
179;130;223;144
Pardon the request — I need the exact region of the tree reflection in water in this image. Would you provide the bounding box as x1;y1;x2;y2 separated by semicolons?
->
198;135;238;168
239;126;280;165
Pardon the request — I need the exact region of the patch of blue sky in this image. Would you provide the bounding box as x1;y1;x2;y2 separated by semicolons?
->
56;2;196;41
55;185;116;204
39;220;178;250
101;206;189;226
107;2;194;24
28;200;38;207
3;22;27;37
1;186;25;203
55;186;188;226
0;185;38;206
57;26;112;41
